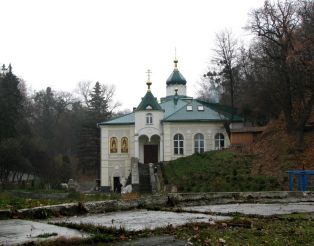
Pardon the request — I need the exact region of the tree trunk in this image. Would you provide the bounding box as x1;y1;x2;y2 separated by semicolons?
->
4;169;10;183
26;173;30;182
295;127;305;150
223;121;231;139
12;171;17;183
295;95;314;150
283;108;295;133
0;168;3;183
18;172;24;183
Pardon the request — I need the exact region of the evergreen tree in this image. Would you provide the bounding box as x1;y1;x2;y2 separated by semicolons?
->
0;65;33;183
32;87;57;141
88;81;111;121
0;65;23;140
78;82;112;175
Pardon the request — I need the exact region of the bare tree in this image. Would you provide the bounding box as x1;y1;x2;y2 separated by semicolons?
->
212;30;239;113
248;0;314;148
100;84;121;114
76;81;120;114
201;30;240;137
76;81;92;107
197;74;221;103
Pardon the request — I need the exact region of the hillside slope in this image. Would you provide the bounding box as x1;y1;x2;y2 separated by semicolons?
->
249;118;314;178
163;150;281;192
163;119;314;192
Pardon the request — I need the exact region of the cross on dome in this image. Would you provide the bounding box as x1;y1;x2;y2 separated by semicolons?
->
146;69;152;91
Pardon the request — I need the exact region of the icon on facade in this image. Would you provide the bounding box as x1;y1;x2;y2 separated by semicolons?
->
110;137;118;153
121;137;128;153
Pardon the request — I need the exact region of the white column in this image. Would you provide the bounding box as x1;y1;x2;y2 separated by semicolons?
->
159;135;164;162
135;135;139;159
100;127;109;187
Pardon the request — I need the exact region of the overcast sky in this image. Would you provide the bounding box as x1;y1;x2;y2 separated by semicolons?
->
0;0;265;111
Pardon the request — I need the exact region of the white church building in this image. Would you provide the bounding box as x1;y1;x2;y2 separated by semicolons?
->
98;59;242;192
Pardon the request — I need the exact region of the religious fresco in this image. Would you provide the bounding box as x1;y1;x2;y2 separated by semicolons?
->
121;137;128;153
110;137;118;153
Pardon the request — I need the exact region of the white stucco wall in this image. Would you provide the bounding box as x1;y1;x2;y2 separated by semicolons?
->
166;84;186;97
135;110;164;139
135;110;164;163
162;122;230;161
100;119;231;189
100;125;134;189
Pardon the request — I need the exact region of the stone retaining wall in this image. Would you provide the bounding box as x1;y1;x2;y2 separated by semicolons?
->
1;191;314;220
168;191;314;206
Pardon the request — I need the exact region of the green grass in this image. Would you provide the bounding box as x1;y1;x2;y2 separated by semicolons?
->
0;190;122;210
172;216;314;246
163;150;281;192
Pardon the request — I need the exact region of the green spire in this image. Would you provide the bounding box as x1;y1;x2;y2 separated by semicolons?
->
136;70;162;111
136;91;162;111
166;59;187;85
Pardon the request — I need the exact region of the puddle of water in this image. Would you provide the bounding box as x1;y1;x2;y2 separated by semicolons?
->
0;219;88;245
49;209;230;231
183;202;314;216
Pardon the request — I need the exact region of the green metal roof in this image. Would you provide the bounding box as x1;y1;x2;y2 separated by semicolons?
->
166;69;187;85
160;97;189;118
98;112;135;125
163;100;230;122
98;97;242;126
136;91;163;111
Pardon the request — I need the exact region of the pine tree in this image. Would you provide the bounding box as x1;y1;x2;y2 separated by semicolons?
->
78;82;111;176
0;64;23;140
88;81;110;121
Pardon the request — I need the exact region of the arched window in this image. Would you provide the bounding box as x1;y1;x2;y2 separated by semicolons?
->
174;134;184;155
146;113;153;125
110;137;118;153
194;133;204;153
121;137;128;153
215;133;225;150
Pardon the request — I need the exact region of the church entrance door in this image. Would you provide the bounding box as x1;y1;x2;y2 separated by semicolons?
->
144;145;158;164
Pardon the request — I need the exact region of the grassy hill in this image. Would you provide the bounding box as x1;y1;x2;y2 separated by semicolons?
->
163;150;281;192
163;118;314;193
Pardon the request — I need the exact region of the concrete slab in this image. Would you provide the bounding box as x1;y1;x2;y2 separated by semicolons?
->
49;209;230;231
0;219;88;245
183;202;314;216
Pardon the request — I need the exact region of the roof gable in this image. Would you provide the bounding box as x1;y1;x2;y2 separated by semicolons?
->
136;91;162;111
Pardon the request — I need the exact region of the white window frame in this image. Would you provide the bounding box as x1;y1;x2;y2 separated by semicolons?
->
174;134;184;155
146;113;153;125
197;105;204;111
194;133;204;153
186;105;193;111
215;133;225;150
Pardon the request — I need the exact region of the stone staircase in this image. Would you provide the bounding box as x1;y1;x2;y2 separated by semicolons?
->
125;172;132;186
138;163;152;193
